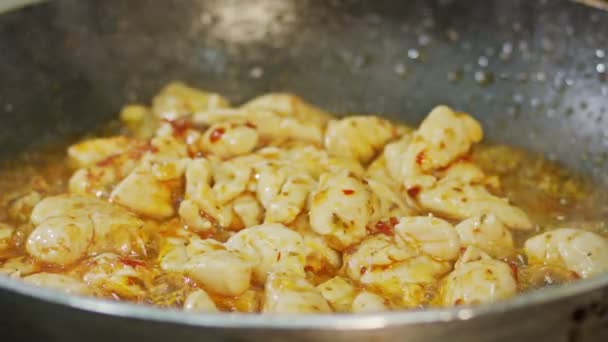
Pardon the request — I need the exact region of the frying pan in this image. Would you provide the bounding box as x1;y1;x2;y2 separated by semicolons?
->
1;0;608;341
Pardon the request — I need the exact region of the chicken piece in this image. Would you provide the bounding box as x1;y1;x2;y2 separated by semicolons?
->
138;135;191;182
69;151;140;198
210;156;254;204
351;291;389;313
68;136;135;169
8;191;42;222
344;234;417;282
343;234;449;307
383;135;412;183
178;158;240;231
0;222;14;252
241;93;332;128
160;237;254;296
201;122;259;159
193;108;323;144
184;289;219;312
26;215;94;265
440;247;517;306
401;106;483;187
360;255;451;307
152;82;229;121
186;238;254;296
309;171;373;250
81;253;152;299
120;104;158;140
416;179;532;230
300;229;342;272
225;223;307;283
324;116;396;164
262;272;332;313
23;273;90;295
256;163;315;225
232;193;263;228
367;178;414;222
524;228;608;278
0;256;40;278
317;276;357;312
455;214;514;258
110;165;175;219
27;195;145;266
395;216;461;261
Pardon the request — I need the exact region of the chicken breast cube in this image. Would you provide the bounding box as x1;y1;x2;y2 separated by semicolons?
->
180;157;254;230
351;291;389;313
110;166;175;219
201;122;259;159
455;214;514;258
366;179;414;221
395;216;461;261
28;195;145;265
309;171;373;250
120;104;158;140
317;276;357;312
26;215;94;265
183;239;254;296
68;136;134;168
300;229;342;272
232;194;263;228
263;272;332;313
241;93;331;128
344;234;417;282
23;273;90;295
225;223;306;283
68;152;139;198
383;135;412;183
405;106;482;176
264;172;315;225
324;116;396;163
440;247;517;306
360;256;451;305
417;179;532;230
194;108;324;144
152;82;229;120
524;228;608;278
81;253;152;299
184;289;219;312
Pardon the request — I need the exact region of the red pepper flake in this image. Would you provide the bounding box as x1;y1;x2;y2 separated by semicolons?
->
374;220;395;236
342;189;355;195
406;186;421;198
209;127;226;143
96;154;120;167
389;217;399;226
415;150;426;166
119;257;145;268
163;118;192;137
373;217;399;236
245;122;257;128
360;266;367;275
276;252;282;262
128;142;158;159
454;299;464;306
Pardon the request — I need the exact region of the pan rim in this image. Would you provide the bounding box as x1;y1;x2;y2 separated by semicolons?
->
0;271;606;329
